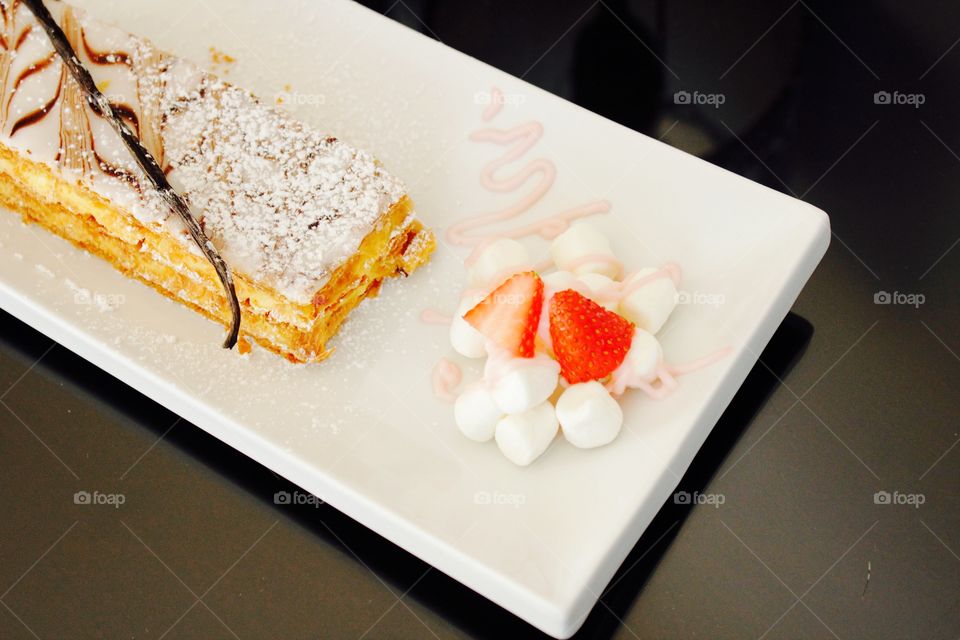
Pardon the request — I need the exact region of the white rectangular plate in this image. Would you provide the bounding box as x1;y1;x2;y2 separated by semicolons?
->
0;1;829;636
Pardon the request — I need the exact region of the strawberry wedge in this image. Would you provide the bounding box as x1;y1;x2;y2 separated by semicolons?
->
549;289;634;383
464;272;544;358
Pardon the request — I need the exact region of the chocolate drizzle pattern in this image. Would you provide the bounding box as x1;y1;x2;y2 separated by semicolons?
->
0;2;153;194
0;0;163;193
8;62;58;136
10;50;55;95
18;0;241;348
79;24;129;66
0;0;407;310
13;23;31;49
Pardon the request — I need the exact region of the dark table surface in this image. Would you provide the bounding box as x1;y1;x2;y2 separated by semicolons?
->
2;1;959;638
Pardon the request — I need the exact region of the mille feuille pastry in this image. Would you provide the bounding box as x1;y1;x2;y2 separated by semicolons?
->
0;0;434;362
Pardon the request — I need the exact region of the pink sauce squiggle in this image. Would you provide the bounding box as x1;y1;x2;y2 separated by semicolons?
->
664;346;732;377
607;347;732;398
463;201;612;267
431;87;612;357
432;358;463;403
449;119;612;258
564;253;625;280
481;87;504;122
448;122;555;247
473;123;550;194
425;86;730;405
592;263;681;304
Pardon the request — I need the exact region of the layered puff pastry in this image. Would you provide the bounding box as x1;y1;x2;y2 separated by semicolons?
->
0;0;434;361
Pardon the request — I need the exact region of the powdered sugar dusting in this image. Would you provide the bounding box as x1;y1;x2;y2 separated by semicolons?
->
158;66;406;301
35;263;55;278
2;5;409;304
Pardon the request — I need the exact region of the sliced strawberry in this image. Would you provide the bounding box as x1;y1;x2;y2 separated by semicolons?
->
549;289;634;383
464;271;544;358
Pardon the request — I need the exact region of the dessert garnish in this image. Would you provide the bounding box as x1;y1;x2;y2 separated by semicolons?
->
446;220;729;466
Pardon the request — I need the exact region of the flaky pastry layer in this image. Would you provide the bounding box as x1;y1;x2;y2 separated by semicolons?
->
0;143;434;361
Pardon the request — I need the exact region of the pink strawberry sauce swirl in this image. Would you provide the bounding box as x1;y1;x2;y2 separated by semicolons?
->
591;262;681;304
424;86;729;402
564;253;626;279
447;119;611;260
607;346;733;398
482;87;505;122
431;358;462;403
423;90;610;324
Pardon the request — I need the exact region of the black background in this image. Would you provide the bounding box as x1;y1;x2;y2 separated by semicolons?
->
2;1;959;638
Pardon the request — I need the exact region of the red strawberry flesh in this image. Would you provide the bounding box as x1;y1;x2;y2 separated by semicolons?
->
464;271;544;358
549;289;634;383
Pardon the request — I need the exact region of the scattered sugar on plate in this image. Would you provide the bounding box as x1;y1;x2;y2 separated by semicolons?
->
35;264;54;278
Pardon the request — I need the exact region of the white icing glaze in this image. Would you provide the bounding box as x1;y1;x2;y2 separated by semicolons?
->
0;2;407;303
